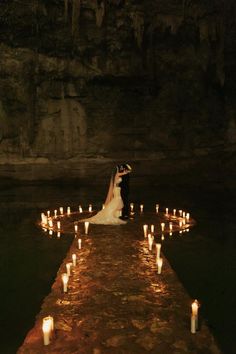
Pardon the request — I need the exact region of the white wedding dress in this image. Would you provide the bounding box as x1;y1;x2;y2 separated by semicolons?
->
81;177;127;225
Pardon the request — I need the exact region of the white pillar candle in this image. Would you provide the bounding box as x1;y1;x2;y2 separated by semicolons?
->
148;233;153;251
161;222;165;232
88;204;92;212
157;257;163;274
78;238;82;249
62;273;69;292
155;204;159;213
179;209;183;217
191;315;197;333
67;207;71;215
84;221;89;234
186;212;190;221
41;213;47;225
183;211;186;218
79;205;83;213
59;207;63;215
140;204;144;212
47;210;50;217
57;221;60;230
42;316;53;346
143;224;148;238
191;300;199;330
151;224;154;234
161;234;165;241
72;253;76;266
74;224;78;233
169;222;173;231
183;219;186;225
54;209;57;217
156;243;161;259
130;203;134;212
48;219;53;228
57;232;61;238
165;207;168;215
66;262;72;276
179;220;182;228
173;208;176;216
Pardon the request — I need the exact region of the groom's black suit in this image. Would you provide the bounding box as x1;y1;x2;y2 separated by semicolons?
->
119;170;130;218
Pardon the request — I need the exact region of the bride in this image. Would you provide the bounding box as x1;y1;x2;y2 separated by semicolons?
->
81;166;131;225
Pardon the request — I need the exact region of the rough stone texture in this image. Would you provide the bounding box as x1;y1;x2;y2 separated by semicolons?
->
0;0;236;181
18;210;221;354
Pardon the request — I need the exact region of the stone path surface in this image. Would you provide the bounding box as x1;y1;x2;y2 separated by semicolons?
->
18;211;221;354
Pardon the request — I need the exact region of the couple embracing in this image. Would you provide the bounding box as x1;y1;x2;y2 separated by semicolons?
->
83;164;132;225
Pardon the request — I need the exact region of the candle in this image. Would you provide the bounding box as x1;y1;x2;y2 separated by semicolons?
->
173;208;176;216
57;232;61;238
191;314;196;334
67;207;71;215
169;222;173;231
183;219;186;225
49;230;53;236
54;209;57;217
179;209;183;217
179;230;183;234
161;234;165;241
148;233;153;251
84;221;89;234
72;253;76;266
60;207;63;215
130;203;134;212
156;243;161;259
186;212;190;221
179;220;182;228
78;238;82;249
157;258;163;274
47;210;50;217
161;222;165;232
183;211;186;218
79;205;83;213
62;273;69;292
169;232;172;236
143;224;148;238
156;204;159;213
74;224;78;233
88;204;92;212
57;221;61;229
151;224;154;234
140;204;144;213
186;228;190;232
41;213;47;225
165;207;168;215
48;219;53;228
42;316;53;345
66;262;72;276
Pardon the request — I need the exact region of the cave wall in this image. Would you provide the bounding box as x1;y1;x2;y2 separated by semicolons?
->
0;0;236;182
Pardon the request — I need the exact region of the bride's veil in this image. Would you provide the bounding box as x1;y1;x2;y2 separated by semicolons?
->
104;166;118;206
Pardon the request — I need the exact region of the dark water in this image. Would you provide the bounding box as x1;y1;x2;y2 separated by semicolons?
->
0;182;235;354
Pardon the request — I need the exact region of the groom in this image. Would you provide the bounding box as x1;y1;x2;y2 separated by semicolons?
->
118;163;132;219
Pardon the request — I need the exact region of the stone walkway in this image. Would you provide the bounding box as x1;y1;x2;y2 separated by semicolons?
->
18;211;221;354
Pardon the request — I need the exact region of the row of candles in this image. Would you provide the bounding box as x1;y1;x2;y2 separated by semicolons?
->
42;235;83;345
143;223;199;333
42;204;190;220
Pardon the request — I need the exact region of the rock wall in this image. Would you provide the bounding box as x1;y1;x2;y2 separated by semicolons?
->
0;0;236;181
